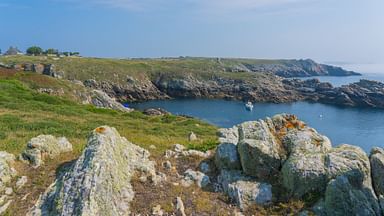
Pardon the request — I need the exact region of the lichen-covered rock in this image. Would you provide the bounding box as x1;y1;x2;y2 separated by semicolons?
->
215;126;241;170
282;152;328;198
227;180;272;210
323;175;381;216
237;120;284;180
217;169;252;193
0;151;17;190
21;135;73;168
173;144;186;153
325;144;371;187
0;151;17;214
176;197;186;216
283;129;331;155
199;161;212;174
181;149;212;158
280;127;332;198
90;90;133;112
183;169;210;188
218;127;238;145
143;108;170;116
188;132;197;141
238;138;282;180
0;200;12;215
370;147;384;196
28;126;157;216
215;143;241;170
217;169;272;210
16;176;28;189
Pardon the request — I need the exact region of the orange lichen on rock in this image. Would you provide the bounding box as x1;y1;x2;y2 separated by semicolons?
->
95;127;106;134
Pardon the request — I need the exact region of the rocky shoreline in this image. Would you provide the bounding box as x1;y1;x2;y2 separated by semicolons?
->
284;78;384;108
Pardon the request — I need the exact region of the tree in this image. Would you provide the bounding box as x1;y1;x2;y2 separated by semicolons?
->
45;48;59;55
26;46;43;56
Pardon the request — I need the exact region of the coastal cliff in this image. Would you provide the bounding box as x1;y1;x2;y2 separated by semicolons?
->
2;56;384;110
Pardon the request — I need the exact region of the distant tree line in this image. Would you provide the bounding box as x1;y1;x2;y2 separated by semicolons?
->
1;46;80;57
26;46;80;56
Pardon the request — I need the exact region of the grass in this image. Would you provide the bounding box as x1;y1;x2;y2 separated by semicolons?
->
0;78;218;156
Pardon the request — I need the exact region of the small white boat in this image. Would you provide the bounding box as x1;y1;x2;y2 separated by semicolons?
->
245;101;253;111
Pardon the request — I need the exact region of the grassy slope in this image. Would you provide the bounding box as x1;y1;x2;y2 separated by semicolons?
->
0;72;218;156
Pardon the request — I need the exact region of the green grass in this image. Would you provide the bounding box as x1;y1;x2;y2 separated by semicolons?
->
0;78;218;156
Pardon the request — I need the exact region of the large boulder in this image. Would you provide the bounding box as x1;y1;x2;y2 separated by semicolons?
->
323;175;381;216
215;127;241;170
28;126;157;216
90;90;133;112
21;135;73;168
0;151;17;214
281;128;332;198
227;180;272;210
237;120;284;180
282;144;373;200
218;127;239;145
370;147;384;196
283;129;331;155
215;143;241;170
182;169;210;188
0;151;17;190
217;169;272;210
325;144;371;187
282;152;328;198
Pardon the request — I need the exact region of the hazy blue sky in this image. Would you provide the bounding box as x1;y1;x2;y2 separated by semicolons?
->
0;0;383;65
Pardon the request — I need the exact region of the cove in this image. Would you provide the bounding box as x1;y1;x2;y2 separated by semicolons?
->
131;99;384;152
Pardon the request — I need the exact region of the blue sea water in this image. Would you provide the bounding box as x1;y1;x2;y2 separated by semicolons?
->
131;99;384;152
131;72;384;152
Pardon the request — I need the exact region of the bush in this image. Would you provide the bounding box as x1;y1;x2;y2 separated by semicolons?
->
26;46;43;56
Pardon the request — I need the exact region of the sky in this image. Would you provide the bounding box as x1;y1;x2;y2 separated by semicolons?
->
0;0;383;68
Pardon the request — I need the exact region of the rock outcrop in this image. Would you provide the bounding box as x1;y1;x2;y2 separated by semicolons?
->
153;73;298;103
227;59;360;78
0;151;18;214
143;108;170;116
83;78;169;102
216;169;272;210
212;114;383;214
284;79;384;109
89;89;133;112
370;147;384;212
28;126;157;215
21;135;73;168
